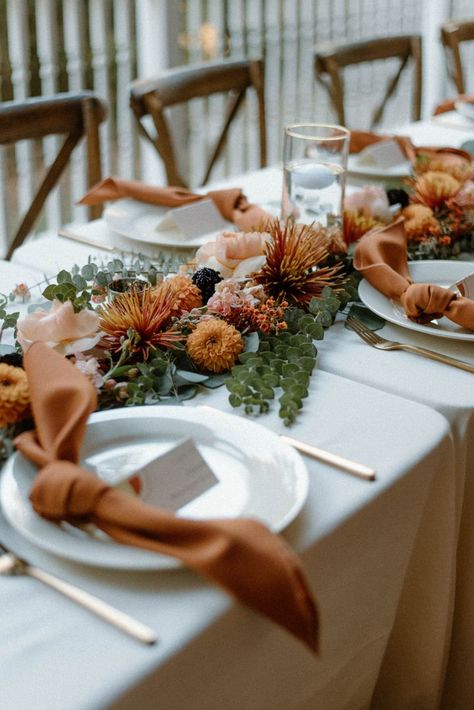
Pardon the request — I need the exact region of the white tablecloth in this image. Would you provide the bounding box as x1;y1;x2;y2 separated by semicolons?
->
2;117;474;709
0;374;454;710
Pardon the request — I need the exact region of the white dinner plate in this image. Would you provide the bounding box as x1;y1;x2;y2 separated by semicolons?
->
455;99;474;122
103;198;227;248
0;406;309;570
359;260;474;342
347;154;412;179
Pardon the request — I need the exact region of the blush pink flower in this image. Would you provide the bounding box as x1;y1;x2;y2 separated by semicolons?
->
344;186;393;221
455;180;474;208
17;299;101;355
195;230;270;278
73;353;104;389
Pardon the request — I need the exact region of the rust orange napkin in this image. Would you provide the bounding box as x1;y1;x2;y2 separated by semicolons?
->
14;342;318;652
354;219;474;329
434;94;474;115
349;130;415;159
79;177;269;232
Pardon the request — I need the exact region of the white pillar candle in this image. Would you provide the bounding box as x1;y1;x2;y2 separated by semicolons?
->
292;163;335;190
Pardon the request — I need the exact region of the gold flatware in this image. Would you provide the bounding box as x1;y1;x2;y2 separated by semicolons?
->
0;542;157;644
58;227;116;252
347;315;474;374
280;435;376;482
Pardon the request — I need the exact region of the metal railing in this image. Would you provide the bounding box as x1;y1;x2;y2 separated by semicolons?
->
0;0;471;256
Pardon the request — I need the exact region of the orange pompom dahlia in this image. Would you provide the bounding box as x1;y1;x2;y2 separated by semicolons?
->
0;364;30;427
186;319;243;373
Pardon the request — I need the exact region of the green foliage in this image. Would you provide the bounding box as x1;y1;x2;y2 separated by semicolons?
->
39;253;188;312
0;293;19;336
225;283;356;425
345;304;386;331
100;348;208;409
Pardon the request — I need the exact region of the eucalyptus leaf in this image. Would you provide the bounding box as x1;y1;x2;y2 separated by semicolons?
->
175;369;209;383
202;373;229;388
174;385;198;401
346;304;385;331
57;269;73;284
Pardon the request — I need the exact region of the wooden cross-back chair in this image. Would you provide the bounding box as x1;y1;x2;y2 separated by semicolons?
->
1;91;107;260
314;35;423;129
441;19;474;94
130;58;267;187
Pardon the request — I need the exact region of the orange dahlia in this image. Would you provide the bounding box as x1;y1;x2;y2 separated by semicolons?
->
186;319;243;373
153;275;202;317
411;171;461;210
99;288;183;358
0;364;30;428
415;151;473;183
402;204;441;242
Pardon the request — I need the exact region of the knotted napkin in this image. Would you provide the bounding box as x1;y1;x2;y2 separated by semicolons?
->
354;219;474;329
79;178;270;232
14;342;318;652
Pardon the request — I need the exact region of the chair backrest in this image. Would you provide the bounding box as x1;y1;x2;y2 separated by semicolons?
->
1;91;107;260
441;19;474;94
130;58;267;187
314;35;422;129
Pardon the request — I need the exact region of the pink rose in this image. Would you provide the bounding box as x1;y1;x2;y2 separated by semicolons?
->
17;299;101;355
195;230;270;278
344;186;393;221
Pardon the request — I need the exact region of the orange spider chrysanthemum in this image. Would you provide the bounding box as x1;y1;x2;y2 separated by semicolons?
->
0;364;30;428
186;319;243;373
153;274;202;317
99;288;183;358
253;219;346;307
411;171;461;210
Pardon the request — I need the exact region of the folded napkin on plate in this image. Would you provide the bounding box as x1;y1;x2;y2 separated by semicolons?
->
434;94;474;115
349;130;415;159
79;178;270;232
14;342;318;652
354;219;474;330
349;130;472;166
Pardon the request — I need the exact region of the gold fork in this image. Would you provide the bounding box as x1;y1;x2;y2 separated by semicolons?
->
347;315;474;374
0;541;157;644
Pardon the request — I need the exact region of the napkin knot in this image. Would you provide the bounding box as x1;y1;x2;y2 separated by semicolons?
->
29;460;109;521
401;283;457;324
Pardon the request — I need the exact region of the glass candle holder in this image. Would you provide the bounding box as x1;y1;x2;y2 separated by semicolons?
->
281;123;350;228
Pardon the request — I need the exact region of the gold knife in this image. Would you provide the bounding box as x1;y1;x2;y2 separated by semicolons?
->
281;435;376;481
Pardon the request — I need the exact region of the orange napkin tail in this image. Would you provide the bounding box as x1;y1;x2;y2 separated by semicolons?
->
15;342;319;652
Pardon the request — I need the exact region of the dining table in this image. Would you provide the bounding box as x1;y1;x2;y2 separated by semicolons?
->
1;113;474;710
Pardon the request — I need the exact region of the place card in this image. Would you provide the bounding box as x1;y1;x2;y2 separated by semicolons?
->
356;139;408;169
455;273;474;300
156;199;232;239
132;438;219;512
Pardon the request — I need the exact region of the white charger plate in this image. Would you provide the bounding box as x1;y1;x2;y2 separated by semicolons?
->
347;154;412;179
359;260;474;342
103;198;228;248
0;406;309;570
